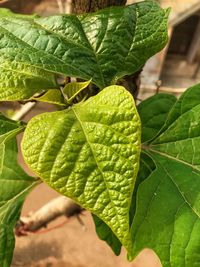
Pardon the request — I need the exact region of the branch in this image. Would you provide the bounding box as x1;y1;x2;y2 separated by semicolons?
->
0;0;11;4
56;0;65;13
11;102;36;121
15;196;83;235
71;0;127;14
141;85;187;94
65;0;72;13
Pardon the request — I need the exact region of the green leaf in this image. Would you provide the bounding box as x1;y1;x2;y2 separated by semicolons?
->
131;152;200;267
132;152;200;267
0;7;39;19
21;85;141;255
0;224;15;267
0;8;57;101
151;88;200;168
0;59;58;101
33;89;66;106
131;84;200;266
0;8;38;19
0;9;15;17
129;152;155;223
0;9;57;101
93;215;122;255
63;80;91;103
0;1;169;100
138;93;176;143
0;114;37;267
160;83;200;135
93;152;155;256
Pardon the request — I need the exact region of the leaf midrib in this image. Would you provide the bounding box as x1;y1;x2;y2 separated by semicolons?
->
144;146;200;172
159;158;200;220
0;62;57;84
0;21;89;79
1;16;106;88
72;106;126;239
34;17;106;87
144;147;200;219
152;102;200;145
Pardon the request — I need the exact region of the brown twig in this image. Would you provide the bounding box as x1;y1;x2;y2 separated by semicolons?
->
15;196;83;236
0;0;11;4
11;102;36;121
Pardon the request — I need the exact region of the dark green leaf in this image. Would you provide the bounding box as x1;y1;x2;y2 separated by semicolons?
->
132;84;200;266
138;93;176;143
129;152;155;223
0;1;169;100
160;83;200;135
0;114;37;267
0;225;15;267
131;152;200;267
93;215;121;255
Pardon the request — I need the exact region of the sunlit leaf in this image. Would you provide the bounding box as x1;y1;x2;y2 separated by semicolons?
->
22;85;141;255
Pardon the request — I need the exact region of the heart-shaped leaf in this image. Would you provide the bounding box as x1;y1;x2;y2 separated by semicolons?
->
22;85;141;254
0;1;169;100
132;152;200;267
131;84;200;266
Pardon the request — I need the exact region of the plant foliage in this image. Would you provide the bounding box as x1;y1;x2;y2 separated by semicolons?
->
131;84;200;266
0;115;37;267
1;1;198;267
0;1;168;100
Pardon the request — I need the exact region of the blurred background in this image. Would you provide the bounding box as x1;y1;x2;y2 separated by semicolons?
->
0;0;200;266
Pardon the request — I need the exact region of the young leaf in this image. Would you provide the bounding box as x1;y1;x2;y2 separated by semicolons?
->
63;80;91;103
138;93;176;143
22;85;141;255
93;215;122;255
131;84;200;266
0;8;15;17
32;89;66;106
0;114;38;267
0;1;169;100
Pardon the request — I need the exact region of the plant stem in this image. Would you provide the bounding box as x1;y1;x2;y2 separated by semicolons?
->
16;196;83;234
56;0;65;13
71;0;127;14
11;102;36;121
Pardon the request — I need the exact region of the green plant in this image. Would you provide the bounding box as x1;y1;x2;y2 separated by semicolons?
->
0;1;199;267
